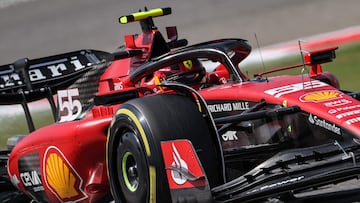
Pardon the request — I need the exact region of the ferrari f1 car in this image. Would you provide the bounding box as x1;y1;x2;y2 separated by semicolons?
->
1;7;360;203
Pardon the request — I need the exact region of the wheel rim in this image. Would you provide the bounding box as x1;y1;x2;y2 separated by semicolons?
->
121;151;139;192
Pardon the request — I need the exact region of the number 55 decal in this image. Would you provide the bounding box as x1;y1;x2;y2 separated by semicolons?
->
57;89;82;122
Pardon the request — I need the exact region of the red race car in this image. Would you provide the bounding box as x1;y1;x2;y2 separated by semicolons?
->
1;7;360;203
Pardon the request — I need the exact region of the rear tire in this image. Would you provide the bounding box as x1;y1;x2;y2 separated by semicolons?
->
107;94;222;202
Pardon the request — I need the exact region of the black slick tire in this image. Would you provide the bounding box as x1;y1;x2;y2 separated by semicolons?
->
107;94;222;202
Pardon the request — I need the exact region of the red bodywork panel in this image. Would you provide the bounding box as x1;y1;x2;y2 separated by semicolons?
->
201;75;360;136
8;117;112;202
98;31;156;94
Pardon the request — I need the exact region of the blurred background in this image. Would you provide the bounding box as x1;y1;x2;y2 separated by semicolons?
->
1;0;360;63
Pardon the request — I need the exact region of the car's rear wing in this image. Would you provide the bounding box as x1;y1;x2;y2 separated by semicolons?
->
0;49;110;132
0;48;143;132
0;49;110;104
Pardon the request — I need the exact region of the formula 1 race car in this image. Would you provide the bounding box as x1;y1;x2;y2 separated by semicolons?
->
2;7;360;203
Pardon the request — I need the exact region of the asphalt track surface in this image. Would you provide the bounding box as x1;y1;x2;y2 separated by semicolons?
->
1;0;360;64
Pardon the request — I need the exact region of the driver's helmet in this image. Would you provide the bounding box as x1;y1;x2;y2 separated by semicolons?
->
155;59;206;85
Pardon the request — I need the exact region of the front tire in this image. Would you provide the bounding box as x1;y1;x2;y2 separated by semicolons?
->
107;94;222;202
116;131;149;202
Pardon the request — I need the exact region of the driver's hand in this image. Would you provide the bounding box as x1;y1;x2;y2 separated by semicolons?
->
206;72;225;85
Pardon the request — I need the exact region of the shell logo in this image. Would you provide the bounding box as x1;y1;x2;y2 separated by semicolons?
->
43;146;87;202
300;90;342;102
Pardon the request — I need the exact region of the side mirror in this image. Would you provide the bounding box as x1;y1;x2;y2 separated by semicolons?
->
166;26;178;41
